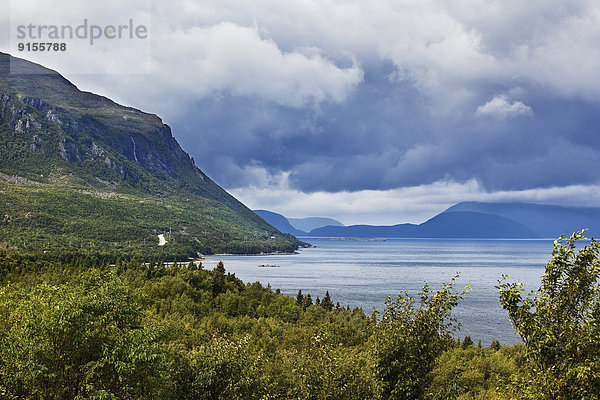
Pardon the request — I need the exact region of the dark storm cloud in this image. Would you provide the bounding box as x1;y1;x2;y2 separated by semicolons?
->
171;63;431;190
171;67;600;194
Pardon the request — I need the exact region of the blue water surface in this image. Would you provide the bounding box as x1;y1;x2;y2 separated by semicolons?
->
205;238;556;345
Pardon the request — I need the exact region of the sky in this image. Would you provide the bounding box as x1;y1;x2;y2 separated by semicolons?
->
2;0;600;225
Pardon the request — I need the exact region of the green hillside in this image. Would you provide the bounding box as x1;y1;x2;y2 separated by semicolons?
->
0;52;299;258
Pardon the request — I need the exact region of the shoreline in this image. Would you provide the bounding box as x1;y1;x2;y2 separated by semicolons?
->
207;250;301;258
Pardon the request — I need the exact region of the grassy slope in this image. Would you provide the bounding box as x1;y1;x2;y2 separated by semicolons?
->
0;183;299;259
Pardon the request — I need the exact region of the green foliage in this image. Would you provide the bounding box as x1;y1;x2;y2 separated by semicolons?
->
262;333;379;399
0;269;167;399
426;345;526;400
0;255;376;398
498;230;600;399
370;274;470;399
169;336;264;399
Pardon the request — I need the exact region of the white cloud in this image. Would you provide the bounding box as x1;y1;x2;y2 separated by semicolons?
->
147;0;600;106
1;2;363;111
6;0;600;115
152;22;363;107
475;96;533;119
78;21;363;114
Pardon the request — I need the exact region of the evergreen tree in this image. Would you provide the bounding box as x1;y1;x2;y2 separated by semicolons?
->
115;258;125;274
489;339;501;351
302;293;313;310
212;261;226;297
461;335;474;349
321;291;334;311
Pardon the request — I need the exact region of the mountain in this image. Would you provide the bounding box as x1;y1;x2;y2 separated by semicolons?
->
253;210;346;236
417;211;538;238
445;202;600;238
310;211;536;238
253;210;307;236
0;52;299;258
308;202;599;238
288;217;344;233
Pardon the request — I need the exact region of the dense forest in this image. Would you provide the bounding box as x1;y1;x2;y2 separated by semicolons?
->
0;231;599;399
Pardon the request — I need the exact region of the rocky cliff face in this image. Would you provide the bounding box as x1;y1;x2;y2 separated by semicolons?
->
0;52;211;194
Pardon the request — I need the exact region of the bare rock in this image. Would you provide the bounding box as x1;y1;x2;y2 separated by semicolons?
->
46;110;64;124
91;142;106;157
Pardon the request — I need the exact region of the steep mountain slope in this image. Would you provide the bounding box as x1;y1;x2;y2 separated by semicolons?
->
0;53;299;257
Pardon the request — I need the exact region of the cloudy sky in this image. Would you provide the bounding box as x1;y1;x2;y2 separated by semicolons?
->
3;0;600;224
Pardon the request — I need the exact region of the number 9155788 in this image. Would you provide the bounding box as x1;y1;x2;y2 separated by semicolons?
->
17;43;67;51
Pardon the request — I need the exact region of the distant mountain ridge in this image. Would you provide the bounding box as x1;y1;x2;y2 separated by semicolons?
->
309;210;539;238
253;210;307;236
445;202;600;238
253;210;345;236
0;52;299;257
257;202;600;239
288;217;345;233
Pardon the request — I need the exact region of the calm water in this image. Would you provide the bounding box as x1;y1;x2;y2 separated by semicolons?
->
205;238;556;345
